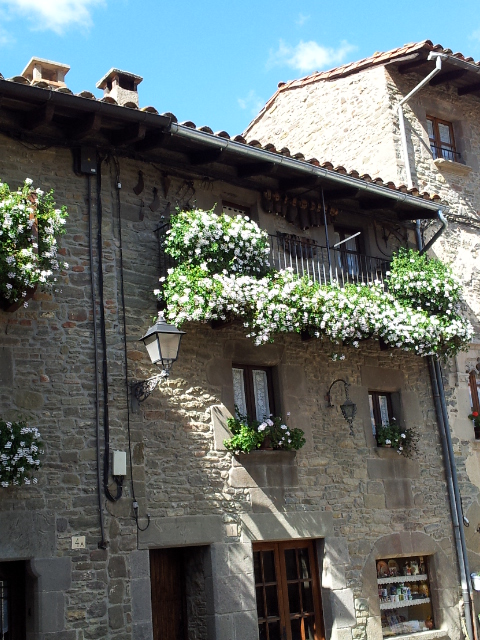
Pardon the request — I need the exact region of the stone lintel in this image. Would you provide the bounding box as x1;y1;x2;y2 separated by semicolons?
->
241;510;333;541
138;515;223;549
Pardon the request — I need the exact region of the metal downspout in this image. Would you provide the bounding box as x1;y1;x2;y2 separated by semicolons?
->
415;232;474;640
398;52;445;189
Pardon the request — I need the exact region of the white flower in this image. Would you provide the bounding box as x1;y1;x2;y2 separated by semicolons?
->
385;439;391;445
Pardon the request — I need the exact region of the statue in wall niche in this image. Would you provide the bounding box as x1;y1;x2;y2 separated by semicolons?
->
299;198;310;230
286;197;298;225
272;191;283;215
261;189;273;213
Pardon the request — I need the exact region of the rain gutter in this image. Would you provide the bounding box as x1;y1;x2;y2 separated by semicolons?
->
415;228;474;640
398;51;447;189
169;122;441;214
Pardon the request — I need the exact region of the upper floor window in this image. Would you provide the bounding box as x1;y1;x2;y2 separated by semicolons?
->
232;365;274;421
426;116;459;162
469;371;480;414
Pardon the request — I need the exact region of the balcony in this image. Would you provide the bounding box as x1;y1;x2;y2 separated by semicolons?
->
157;226;391;289
269;233;390;288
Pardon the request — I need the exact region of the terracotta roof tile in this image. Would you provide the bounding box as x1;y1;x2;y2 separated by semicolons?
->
0;63;443;204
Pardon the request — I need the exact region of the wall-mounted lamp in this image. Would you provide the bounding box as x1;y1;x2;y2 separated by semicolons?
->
133;312;185;402
326;378;357;435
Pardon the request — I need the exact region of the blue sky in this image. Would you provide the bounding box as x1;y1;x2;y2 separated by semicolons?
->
0;0;477;136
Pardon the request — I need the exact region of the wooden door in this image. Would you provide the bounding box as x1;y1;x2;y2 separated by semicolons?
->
150;549;187;640
253;540;324;640
0;561;26;640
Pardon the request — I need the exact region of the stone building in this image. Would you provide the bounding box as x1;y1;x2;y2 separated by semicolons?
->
246;39;480;637
0;54;475;640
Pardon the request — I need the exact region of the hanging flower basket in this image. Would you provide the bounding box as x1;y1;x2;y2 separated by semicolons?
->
0;420;43;487
223;411;306;454
0;178;68;311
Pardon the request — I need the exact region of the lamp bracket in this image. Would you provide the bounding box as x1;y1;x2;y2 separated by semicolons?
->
133;371;168;403
326;378;349;407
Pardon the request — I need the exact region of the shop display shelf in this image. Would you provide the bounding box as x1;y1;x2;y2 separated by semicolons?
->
377;574;428;585
379;598;431;611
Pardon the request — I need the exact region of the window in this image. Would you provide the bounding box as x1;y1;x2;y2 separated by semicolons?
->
253;540;325;640
332;227;364;279
469;371;480;414
377;554;434;636
232;365;274;421
426;116;459;162
369;392;394;438
223;201;251;217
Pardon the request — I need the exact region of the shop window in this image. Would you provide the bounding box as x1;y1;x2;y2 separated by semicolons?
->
369;392;394;438
469;371;480;414
253;540;324;640
426;116;459;162
232;365;275;421
377;555;434;636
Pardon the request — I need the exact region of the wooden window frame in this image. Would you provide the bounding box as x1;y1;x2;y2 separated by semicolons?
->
469;371;480;414
426;116;457;161
253;540;325;640
233;364;275;420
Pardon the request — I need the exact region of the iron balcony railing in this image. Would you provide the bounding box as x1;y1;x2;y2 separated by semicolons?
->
269;234;390;288
156;225;391;289
430;144;462;163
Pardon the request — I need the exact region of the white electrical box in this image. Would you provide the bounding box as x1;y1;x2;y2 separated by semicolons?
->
113;450;127;476
72;536;86;549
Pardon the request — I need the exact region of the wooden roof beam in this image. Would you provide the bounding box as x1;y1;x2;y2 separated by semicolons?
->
397;57;430;75
430;69;468;86
66;112;102;140
21;102;55;130
237;161;276;178
322;187;360;201
109;122;146;146
279;175;319;191
188;148;223;165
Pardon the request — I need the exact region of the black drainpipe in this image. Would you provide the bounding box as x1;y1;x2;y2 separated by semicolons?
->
415;217;475;640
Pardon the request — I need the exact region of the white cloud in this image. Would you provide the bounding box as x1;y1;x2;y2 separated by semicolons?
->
267;39;357;73
296;13;310;26
0;0;104;33
0;25;15;45
470;28;480;43
238;90;265;116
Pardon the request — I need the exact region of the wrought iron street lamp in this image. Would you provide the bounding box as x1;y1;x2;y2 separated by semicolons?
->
134;312;185;402
326;378;357;435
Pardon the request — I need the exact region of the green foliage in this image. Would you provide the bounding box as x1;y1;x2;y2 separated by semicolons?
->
0;420;43;487
468;411;480;429
164;208;270;276
0;178;68;306
375;419;418;457
224;411;306;454
387;248;461;315
157;208;473;357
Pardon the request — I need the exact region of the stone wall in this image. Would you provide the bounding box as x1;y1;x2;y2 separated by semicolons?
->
0;131;465;639
245;66;401;183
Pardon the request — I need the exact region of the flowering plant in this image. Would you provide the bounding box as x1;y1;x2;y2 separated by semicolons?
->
375;419;417;457
468;411;480;429
0;179;68;308
157;209;473;357
0;420;43;487
164;208;270;276
387;248;462;316
224;411;306;453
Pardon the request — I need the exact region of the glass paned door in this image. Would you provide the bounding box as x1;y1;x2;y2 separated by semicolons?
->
253;541;325;640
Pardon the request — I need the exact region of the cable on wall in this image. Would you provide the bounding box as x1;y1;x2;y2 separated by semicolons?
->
87;173;108;549
96;158;123;503
111;155;150;532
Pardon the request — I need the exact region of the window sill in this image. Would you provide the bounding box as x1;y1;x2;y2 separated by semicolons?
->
433;158;472;176
383;630;449;640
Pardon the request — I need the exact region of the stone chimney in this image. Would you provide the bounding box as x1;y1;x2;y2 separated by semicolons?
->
96;69;143;107
22;57;70;88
